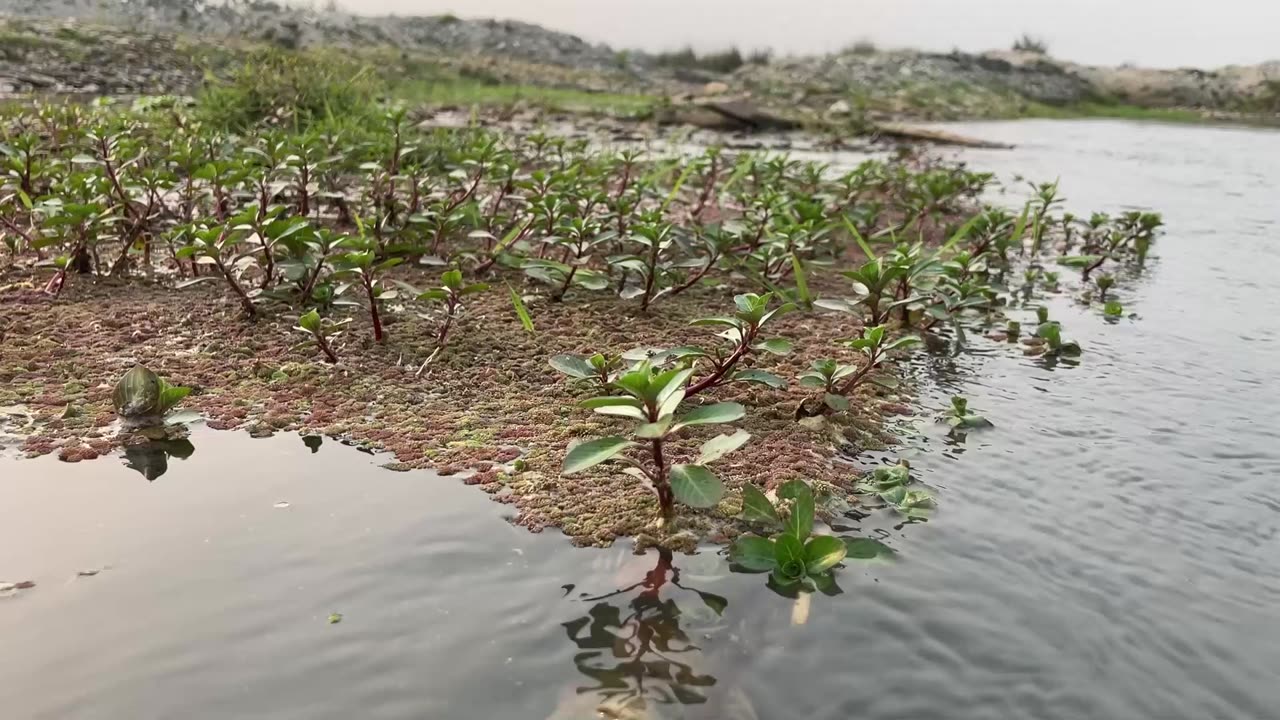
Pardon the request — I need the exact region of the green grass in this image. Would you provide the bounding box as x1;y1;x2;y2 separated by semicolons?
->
1021;101;1207;124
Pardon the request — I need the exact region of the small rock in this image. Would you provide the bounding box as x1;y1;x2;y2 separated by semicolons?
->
701;81;730;95
827;99;852;116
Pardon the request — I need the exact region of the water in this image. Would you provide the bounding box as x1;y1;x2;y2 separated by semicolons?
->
3;119;1280;719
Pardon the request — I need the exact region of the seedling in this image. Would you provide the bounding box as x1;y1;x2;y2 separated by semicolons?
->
330;240;403;342
853;461;935;519
1036;321;1082;357
550;352;623;391
797;325;918;417
730;480;848;593
294;309;348;364
415;269;488;367
562;362;750;523
937;395;992;429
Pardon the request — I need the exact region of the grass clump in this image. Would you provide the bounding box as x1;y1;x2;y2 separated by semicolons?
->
653;46;763;74
196;48;384;132
1012;34;1049;54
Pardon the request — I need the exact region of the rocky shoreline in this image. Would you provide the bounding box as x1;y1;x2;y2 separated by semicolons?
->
1;1;1278;124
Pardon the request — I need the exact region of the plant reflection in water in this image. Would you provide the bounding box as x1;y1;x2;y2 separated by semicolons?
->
561;548;725;716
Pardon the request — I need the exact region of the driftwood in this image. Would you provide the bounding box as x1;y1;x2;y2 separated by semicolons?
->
873;123;1014;149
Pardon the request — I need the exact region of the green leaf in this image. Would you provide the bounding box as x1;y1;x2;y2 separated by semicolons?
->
508;285;534;332
549;354;596;379
843;216;877;260
417;289;449;302
635;418;673;439
594;404;649;421
884;335;922;353
779;480;814;541
824;393;850;412
563;436;632;474
669;464;724;508
732;369;787;389
298;309;321;334
730;535;777;572
580;396;643;409
157;383;191;414
869;374;899;389
753;338;793;355
1057;254;1103;268
689;317;742;329
804;535;848;574
790;254;811;306
843;537;896;560
441;269;463;290
697;430;751;464
774;534;807;579
740;484;781;527
653;367;694;409
673;402;744;430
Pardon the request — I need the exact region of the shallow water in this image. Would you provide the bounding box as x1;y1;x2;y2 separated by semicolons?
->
3;119;1280;719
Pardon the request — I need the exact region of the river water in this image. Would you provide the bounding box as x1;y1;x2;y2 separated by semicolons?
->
2;119;1278;719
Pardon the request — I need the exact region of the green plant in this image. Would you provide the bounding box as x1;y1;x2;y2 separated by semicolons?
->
1012;34;1049;54
797;325;919;417
730;480;848;593
938;395;992;429
1104;301;1124;320
330;236;403;342
853;461;934;519
561;362;750;523
1027;181;1062;256
828;221;902;325
174;225;261;317
294;308;348;364
550;352;623;391
1036;321;1082;357
414;269;488;366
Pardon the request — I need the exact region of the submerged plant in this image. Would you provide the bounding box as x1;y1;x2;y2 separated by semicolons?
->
937;395;992;429
854;461;934;519
561;362;750;523
1036;321;1082;357
730;480;848;593
1095;274;1115;301
1104;301;1124;320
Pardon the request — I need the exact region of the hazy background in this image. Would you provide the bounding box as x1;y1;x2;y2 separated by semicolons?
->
335;0;1278;69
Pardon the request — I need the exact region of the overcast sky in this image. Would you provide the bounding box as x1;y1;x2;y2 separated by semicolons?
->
337;0;1278;68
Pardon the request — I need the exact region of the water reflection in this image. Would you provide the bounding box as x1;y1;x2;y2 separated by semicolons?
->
561;548;721;714
121;439;195;481
302;434;323;453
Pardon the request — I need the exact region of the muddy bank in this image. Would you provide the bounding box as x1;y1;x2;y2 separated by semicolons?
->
0;268;900;550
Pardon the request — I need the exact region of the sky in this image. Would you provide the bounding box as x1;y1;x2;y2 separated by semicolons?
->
336;0;1280;69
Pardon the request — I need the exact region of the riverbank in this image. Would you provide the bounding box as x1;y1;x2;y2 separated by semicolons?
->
1;5;1278;128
